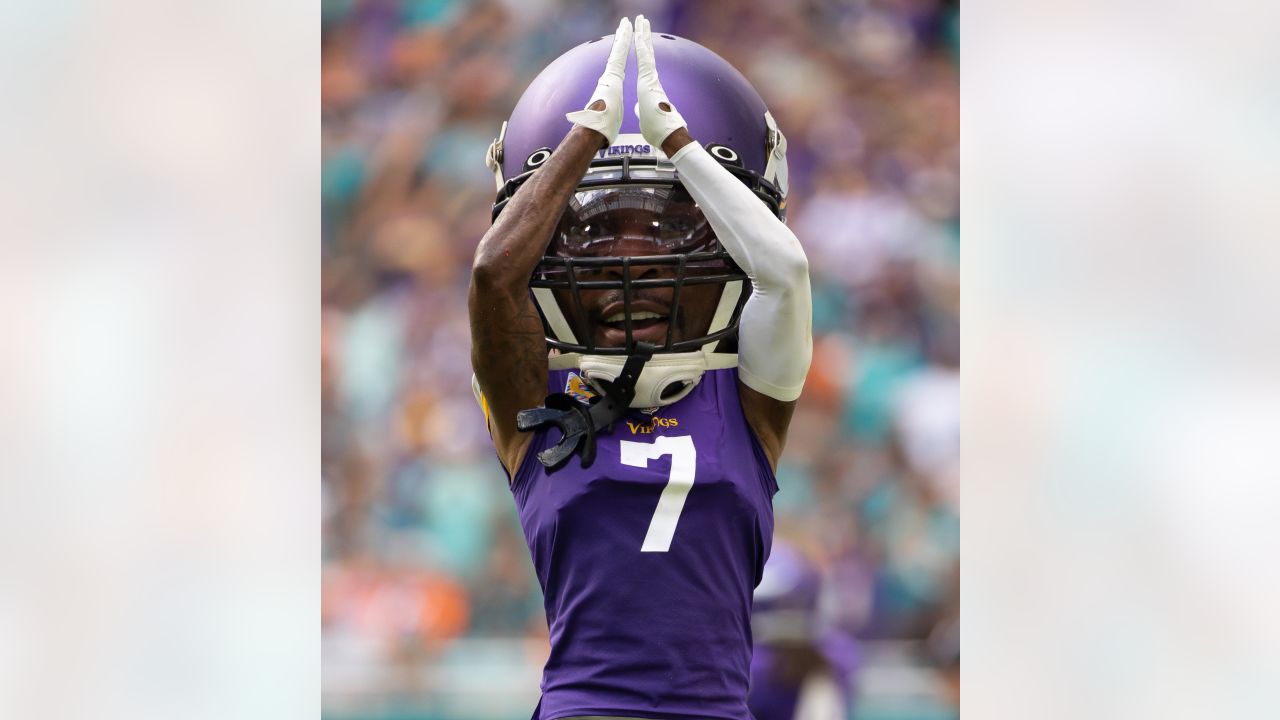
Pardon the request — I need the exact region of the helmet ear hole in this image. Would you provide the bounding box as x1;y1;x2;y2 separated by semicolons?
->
525;148;553;170
707;144;742;166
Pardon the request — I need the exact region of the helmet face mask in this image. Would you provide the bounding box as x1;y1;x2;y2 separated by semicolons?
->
544;267;727;355
488;32;788;360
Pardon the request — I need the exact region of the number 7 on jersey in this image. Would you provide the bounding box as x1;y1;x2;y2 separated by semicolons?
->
620;435;697;552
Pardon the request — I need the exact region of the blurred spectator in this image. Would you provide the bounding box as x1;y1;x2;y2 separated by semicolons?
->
750;540;861;720
323;1;957;717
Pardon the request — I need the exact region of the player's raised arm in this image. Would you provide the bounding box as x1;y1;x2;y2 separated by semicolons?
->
633;14;812;468
470;18;633;475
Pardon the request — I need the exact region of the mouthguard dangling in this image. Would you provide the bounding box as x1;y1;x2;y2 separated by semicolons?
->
515;343;655;470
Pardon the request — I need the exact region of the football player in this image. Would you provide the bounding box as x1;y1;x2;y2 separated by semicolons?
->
749;541;859;719
469;16;812;718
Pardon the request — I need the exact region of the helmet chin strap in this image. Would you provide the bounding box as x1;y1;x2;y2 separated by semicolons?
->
533;279;746;410
578;350;708;408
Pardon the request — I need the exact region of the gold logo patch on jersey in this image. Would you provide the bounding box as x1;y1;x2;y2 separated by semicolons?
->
565;372;597;403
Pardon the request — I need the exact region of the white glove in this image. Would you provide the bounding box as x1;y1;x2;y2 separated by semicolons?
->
633;14;687;148
565;17;632;145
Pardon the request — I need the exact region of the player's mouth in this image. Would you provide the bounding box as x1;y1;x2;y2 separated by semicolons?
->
595;301;673;347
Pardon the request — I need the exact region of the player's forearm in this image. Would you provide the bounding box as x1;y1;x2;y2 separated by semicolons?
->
670;140;812;400
471;125;604;295
669;141;809;289
735;282;812;401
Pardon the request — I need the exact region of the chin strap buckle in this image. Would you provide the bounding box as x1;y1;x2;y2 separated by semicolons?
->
516;343;655;471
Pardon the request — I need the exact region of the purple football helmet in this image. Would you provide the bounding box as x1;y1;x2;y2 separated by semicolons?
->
486;32;789;358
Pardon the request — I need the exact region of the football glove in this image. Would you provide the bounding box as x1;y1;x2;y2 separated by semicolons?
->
565;17;633;145
633;14;688;148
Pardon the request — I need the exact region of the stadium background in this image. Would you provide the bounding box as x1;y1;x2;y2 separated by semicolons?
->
322;0;958;717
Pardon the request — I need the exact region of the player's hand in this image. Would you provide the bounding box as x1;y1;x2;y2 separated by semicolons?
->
566;17;632;147
633;14;688;149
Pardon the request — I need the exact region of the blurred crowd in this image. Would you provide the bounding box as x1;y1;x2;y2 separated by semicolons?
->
322;1;959;718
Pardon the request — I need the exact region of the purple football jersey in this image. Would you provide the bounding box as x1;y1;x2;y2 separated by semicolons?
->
510;367;778;719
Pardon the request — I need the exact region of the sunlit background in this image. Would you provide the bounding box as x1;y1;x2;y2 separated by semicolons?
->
321;1;959;718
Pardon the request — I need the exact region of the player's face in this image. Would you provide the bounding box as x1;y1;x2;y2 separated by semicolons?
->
551;205;723;349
